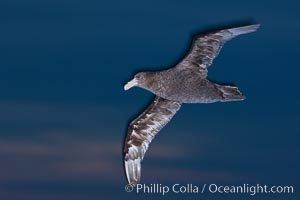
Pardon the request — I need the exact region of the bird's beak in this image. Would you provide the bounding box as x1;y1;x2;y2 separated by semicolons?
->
124;78;138;91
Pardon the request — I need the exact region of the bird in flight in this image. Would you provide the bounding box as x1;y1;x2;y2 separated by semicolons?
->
123;24;260;186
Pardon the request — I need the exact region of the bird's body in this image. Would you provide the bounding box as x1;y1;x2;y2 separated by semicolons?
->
138;68;244;103
123;24;260;186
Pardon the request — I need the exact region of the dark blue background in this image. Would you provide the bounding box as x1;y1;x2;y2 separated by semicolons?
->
0;0;299;199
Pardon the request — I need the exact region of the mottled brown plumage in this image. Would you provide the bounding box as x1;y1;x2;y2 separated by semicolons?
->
124;96;181;185
124;24;259;186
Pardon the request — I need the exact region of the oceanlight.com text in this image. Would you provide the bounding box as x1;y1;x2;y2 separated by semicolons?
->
125;183;294;196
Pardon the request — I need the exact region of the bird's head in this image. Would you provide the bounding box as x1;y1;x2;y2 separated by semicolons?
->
124;72;147;91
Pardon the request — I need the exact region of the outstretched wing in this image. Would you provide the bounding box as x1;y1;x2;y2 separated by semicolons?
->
123;96;181;186
176;24;260;77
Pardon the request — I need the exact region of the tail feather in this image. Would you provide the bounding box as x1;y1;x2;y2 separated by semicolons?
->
216;85;245;102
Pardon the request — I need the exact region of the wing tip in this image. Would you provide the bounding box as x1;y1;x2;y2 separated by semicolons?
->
228;24;260;35
243;24;260;31
124;158;141;186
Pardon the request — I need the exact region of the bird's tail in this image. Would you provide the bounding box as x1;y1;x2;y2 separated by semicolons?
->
216;85;245;102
